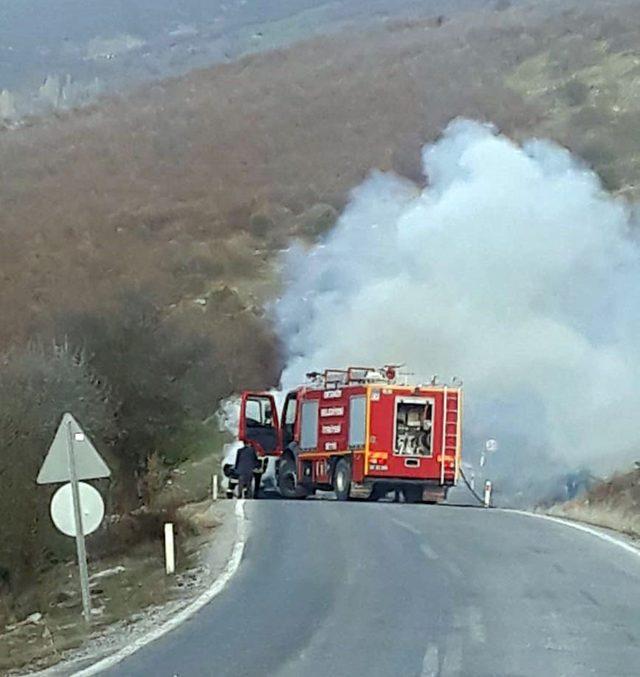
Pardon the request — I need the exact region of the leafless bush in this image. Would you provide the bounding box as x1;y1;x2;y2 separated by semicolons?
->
55;289;280;488
89;504;196;561
293;203;339;241
560;78;590;107
0;343;118;601
0;283;279;611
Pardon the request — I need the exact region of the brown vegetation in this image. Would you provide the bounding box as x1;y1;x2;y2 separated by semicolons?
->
3;2;640;346
0;7;637;329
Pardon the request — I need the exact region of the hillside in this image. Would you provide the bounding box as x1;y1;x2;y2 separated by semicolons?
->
0;0;506;119
3;2;640;348
3;0;640;607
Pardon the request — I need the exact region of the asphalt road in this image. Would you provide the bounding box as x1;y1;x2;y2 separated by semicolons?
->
103;500;640;677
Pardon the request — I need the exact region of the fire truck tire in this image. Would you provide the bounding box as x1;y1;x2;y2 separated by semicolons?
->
403;485;423;504
333;458;352;501
278;455;306;500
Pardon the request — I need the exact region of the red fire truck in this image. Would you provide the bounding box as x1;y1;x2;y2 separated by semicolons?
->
238;366;463;503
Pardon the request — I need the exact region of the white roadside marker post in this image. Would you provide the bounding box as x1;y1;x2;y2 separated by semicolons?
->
212;474;218;501
67;422;92;624
164;523;175;575
484;480;492;508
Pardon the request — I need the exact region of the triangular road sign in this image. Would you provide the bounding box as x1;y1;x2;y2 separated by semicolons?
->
37;413;111;484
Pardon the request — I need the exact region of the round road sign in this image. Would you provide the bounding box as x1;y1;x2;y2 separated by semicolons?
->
50;482;105;537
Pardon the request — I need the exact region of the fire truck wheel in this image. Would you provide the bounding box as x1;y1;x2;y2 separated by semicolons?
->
278;455;306;500
333;458;352;501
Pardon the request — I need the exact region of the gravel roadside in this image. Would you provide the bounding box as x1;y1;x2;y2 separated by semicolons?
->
8;499;240;677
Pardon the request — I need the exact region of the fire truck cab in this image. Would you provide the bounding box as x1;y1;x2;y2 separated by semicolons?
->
238;367;463;503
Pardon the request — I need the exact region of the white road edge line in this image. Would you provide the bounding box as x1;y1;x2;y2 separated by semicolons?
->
505;509;640;560
71;499;248;676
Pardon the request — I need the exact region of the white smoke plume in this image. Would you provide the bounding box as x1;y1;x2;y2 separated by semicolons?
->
275;119;640;497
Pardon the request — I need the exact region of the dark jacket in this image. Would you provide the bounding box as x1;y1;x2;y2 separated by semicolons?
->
235;444;259;480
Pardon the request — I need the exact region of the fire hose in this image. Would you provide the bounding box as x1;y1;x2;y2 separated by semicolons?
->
459;466;492;507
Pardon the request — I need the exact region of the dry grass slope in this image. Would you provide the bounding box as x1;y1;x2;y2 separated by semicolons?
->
548;467;640;539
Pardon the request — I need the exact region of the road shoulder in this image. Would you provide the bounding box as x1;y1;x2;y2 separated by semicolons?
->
26;499;246;677
507;509;640;559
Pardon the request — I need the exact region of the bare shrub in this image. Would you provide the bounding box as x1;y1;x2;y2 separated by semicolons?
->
55;288;280;493
560;78;590;107
576;138;618;169
0;343;118;602
294;203;339;241
3;0;640;356
89;505;196;561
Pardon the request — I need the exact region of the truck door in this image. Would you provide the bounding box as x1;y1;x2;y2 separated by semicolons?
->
281;391;299;451
239;392;280;456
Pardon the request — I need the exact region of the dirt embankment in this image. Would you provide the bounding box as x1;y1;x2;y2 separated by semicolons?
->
548;467;640;540
1;459;239;675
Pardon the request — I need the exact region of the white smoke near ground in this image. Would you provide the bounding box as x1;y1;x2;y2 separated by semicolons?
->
274;119;640;500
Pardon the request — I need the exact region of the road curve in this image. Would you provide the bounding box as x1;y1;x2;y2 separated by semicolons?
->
103;500;640;677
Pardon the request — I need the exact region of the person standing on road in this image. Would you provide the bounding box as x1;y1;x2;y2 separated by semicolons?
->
235;443;259;498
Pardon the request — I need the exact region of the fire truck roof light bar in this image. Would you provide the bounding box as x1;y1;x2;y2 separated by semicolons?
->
304;367;463;390
306;366;403;388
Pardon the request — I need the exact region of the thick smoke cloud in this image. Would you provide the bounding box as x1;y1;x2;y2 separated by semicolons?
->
275;119;640;493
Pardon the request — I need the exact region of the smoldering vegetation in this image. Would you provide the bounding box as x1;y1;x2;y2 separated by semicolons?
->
276;119;640;504
547;465;640;538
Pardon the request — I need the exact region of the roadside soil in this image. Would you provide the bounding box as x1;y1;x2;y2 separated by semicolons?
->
2;499;237;676
545;467;640;542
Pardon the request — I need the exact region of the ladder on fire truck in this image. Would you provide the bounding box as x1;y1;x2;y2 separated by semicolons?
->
441;387;461;483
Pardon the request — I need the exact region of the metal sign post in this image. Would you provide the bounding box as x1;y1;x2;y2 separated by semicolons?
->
66;420;92;624
37;413;111;626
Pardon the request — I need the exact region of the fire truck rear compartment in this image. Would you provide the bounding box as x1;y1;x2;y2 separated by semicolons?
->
394;398;433;457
